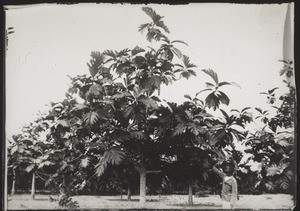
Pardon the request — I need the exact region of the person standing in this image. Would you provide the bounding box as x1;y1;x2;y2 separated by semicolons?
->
212;161;238;209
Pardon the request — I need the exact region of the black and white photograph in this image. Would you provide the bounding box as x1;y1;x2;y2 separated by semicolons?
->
4;2;296;210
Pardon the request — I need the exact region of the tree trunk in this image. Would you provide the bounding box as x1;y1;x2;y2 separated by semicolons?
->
188;179;193;206
62;174;66;187
30;172;36;200
139;155;146;205
11;168;16;195
127;182;132;201
61;174;66;195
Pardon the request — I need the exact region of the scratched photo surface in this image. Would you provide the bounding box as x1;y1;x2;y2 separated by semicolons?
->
5;3;295;210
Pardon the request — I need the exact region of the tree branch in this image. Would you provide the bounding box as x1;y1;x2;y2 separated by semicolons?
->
146;170;162;174
68;154;83;163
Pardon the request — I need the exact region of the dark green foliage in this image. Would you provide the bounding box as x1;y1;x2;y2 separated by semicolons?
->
8;7;295;207
197;69;240;110
244;60;295;194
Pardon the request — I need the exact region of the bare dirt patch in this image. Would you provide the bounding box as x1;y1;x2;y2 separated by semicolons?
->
7;194;294;210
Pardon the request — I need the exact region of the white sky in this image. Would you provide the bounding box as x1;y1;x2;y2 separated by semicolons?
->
5;3;293;138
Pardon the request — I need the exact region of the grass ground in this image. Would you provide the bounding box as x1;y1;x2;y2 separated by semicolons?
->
7;194;294;210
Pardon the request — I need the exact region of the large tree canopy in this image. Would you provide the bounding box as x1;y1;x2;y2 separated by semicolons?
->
6;6;295;209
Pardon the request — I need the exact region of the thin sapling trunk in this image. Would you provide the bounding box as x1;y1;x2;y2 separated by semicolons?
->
30;172;36;200
11;168;16;195
188;179;193;206
127;181;132;201
139;155;147;205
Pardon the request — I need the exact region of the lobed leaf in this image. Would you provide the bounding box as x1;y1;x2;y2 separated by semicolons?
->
156;20;170;33
103;50;116;59
142;7;162;23
187;123;205;136
103;148;126;165
111;91;131;100
205;92;220;110
138;23;151;33
241;107;251;113
80;157;90;168
268;87;279;94
218;81;232;87
131;46;145;56
95;162;107;177
265;181;276;191
255;107;263;114
184;94;192;100
171;40;188;46
173;123;186;136
230;82;241;89
138;96;158;109
131;131;147;140
171;46;182;59
181;71;191;79
266;164;280;176
182;55;197;69
87;84;103;97
278;176;290;190
25;164;35;172
218;91;230;106
202;69;219;85
38;160;54;169
83;112;99;126
57;120;70;128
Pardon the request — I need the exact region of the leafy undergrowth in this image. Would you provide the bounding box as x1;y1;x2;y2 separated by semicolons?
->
7;194;294;210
